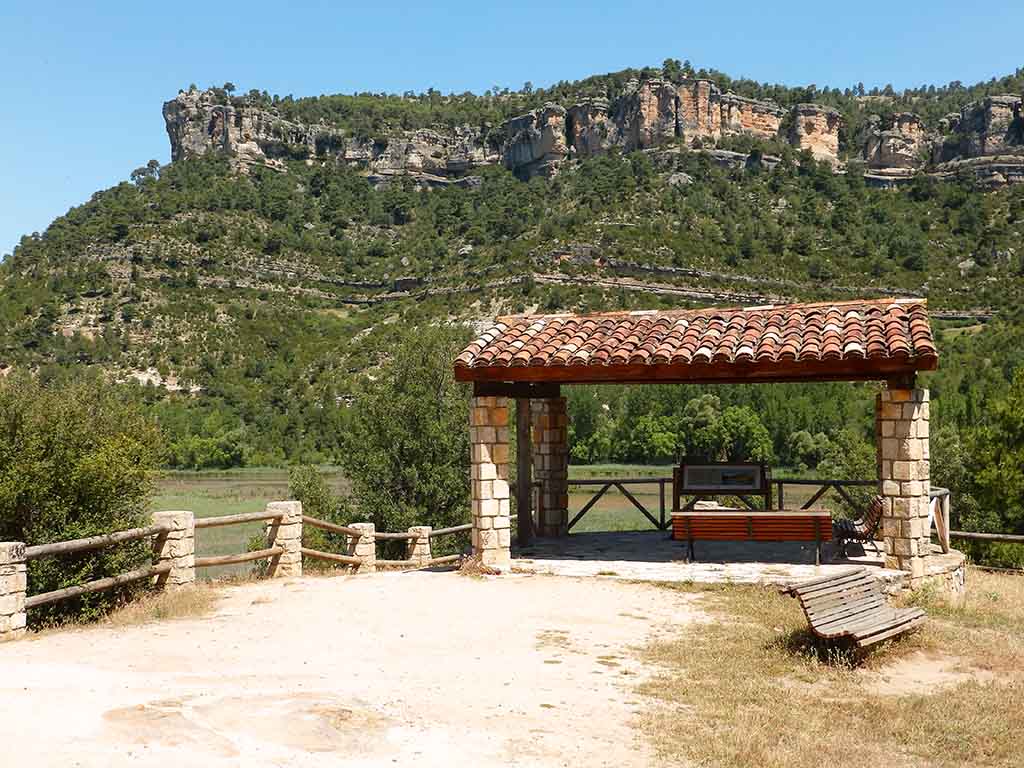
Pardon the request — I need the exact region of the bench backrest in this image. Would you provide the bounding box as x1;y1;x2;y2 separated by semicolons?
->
861;495;885;535
788;568;884;628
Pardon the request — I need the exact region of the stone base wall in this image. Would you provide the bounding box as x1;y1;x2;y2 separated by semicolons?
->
531;398;569;537
878;388;930;584
151;511;196;589
347;523;377;572
0;543;26;641
406;526;432;565
266;501;303;578
470;396;512;567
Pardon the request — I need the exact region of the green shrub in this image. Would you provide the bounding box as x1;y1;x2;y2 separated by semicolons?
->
0;372;163;625
340;325;472;548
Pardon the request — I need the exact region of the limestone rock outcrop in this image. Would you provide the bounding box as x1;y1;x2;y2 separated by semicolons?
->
865;113;928;170
501;104;569;178
790;104;842;163
163;82;1024;188
163;88;499;180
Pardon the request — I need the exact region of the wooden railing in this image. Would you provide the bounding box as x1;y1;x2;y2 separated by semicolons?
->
23;523;173;610
299;514;470;570
567;478;671;531
194;509;286;569
1;502;476;640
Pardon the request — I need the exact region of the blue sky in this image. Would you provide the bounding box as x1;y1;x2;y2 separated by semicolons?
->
2;1;1023;257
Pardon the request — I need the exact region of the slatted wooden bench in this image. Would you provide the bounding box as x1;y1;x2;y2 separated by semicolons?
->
783;568;926;648
672;509;831;565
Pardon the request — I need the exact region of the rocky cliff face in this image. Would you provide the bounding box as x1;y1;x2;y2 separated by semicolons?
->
865;112;928;170
790;104;842;163
165;82;1024;188
164;83;841;182
501;104;569;179
163;89;499;185
865;95;1024;186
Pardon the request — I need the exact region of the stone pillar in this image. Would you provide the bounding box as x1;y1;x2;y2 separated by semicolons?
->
151;511;195;589
878;388;930;583
0;542;27;641
531;397;569;537
265;501;303;578
406;526;432;566
470;396;512;568
347;522;377;572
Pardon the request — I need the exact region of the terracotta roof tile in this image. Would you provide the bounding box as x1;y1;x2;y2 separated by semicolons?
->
455;299;938;381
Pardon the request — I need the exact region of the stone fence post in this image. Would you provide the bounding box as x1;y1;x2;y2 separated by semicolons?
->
151;511;195;589
348;522;376;572
265;501;303;578
0;542;26;641
406;526;432;566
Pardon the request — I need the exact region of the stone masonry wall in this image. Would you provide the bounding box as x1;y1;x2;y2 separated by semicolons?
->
470;396;512;567
878;388;931;583
0;542;27;641
265;501;303;578
531;397;569;538
151;510;196;589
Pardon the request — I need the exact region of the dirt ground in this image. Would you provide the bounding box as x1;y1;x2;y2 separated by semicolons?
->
0;572;703;767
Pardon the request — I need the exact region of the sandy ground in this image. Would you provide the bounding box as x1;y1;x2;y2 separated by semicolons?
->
0;572;703;768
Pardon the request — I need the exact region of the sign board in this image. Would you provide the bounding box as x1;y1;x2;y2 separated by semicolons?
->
672;462;771;511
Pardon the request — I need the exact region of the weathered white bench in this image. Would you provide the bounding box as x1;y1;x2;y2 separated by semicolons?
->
783;567;926;648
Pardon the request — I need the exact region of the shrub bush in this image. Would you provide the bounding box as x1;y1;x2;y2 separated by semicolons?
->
0;372;163;625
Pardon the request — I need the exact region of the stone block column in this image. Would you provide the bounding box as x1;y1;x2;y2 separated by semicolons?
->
406;526;432;566
877;388;930;583
151;511;195;589
347;522;377;572
265;501;303;578
470;396;512;568
531;397;569;537
0;542;27;641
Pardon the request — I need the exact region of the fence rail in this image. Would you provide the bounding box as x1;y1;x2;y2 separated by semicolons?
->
24;524;170;560
25;562;173;610
194;511;283;529
195;547;284;568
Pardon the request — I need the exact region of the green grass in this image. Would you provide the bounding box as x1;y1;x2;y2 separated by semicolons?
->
153;467;345;579
639;571;1024;767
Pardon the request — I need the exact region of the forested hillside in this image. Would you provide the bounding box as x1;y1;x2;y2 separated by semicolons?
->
4;61;1024;548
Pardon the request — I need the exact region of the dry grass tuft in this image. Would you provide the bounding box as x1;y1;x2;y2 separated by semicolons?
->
639;571;1024;768
103;585;220;628
457;554;500;578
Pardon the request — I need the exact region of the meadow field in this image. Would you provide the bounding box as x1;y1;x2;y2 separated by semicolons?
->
155;465;842;578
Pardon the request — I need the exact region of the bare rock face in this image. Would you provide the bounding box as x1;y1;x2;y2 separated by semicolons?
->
958;95;1022;157
162;89;329;168
614;79;679;149
865;112;928;169
718;92;784;141
163;88;498;179
790;104;842;163
501;104;569;178
566;99;612;159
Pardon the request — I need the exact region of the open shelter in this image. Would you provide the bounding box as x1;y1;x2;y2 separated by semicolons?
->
454;299;939;586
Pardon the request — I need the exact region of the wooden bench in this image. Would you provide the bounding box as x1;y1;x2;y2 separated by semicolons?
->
672;509;830;565
783;568;926;648
833;495;885;557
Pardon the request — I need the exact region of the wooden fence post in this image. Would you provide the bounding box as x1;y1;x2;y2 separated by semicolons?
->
406;526;432;565
348;523;376;572
265;501;303;578
0;542;26;641
151;511;195;589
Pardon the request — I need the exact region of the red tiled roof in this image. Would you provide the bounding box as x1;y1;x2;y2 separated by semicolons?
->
454;299;937;385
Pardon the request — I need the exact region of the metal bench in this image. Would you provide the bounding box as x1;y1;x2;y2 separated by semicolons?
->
783;568;926;648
